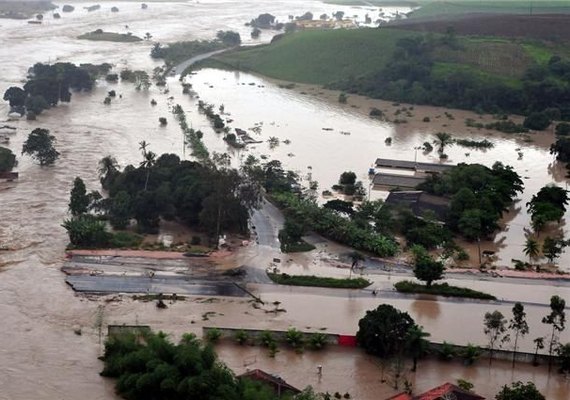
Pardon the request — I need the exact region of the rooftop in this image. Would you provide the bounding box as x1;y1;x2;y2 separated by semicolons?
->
375;158;454;174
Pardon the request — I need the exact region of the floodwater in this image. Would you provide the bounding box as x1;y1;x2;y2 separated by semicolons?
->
0;1;570;399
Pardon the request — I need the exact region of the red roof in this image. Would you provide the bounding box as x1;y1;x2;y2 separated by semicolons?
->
386;383;484;400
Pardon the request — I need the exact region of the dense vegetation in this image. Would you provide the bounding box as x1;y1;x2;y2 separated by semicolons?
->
101;331;312;400
418;162;523;240
212;27;570;120
3;62;110;117
21;128;59;166
527;185;569;232
268;273;371;289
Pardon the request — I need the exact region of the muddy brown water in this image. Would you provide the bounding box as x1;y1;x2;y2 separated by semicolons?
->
1;1;569;399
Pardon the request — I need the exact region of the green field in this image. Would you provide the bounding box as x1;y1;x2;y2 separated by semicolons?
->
408;1;570;19
207;28;415;84
78;31;142;42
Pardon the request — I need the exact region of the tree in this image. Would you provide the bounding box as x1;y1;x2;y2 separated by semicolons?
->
405;325;430;372
109;191;132;229
98;155;119;190
533;337;545;366
25;95;49;115
62;215;110;248
140;150;156;191
216;30;241;46
509;302;529;367
550;136;570;162
542;236;566;264
543;295;566;371
483;310;510;365
523;111;551;131
412;246;444;287
433;132;454;154
3;86;26;108
523;237;540;263
527;185;569;228
339;171;357;185
0;147;16;173
22;128;60;166
357;304;415;358
495;381;545;400
69;177;90;216
558;342;570;373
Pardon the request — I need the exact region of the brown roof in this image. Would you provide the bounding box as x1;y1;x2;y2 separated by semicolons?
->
239;369;301;396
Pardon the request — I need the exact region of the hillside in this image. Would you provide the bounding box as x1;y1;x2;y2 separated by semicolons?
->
407;1;570;20
208;26;570;117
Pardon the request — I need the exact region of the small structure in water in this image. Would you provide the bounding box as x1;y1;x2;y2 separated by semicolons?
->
238;369;301;397
387;382;485;400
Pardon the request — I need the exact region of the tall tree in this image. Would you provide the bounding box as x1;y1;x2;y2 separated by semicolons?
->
523;237;540;263
140;150;156;191
543;295;566;371
432;132;454;154
509;302;529;368
69;177;90;216
483;310;510;365
542;237;567;264
21;128;60;166
412;245;444;287
405;324;430;372
98;155;119;190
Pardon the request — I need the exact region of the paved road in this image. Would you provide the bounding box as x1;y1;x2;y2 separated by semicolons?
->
250;199;283;248
172;48;231;76
66;275;246;297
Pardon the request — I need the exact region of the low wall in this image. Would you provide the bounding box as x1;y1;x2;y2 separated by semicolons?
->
203;327;557;366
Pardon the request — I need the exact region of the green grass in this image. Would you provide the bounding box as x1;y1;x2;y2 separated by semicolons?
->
432;62;522;88
408;1;570;20
210;28;416;85
268;273;371;289
281;240;316;253
394;280;496;300
522;43;554;64
78;32;142;42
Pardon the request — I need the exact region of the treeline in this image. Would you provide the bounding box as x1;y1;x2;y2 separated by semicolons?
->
150;31;241;66
101;331;319;400
332;35;570;123
3;62;111;119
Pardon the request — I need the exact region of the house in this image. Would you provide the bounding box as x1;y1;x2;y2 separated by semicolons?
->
387;382;485;400
384;191;450;222
238;369;301;397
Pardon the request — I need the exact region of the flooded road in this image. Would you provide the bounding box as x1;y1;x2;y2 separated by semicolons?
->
0;1;569;399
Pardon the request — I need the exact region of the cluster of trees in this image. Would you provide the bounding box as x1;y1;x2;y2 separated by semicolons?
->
197;100;226;131
482;296;567;373
3;62;110;118
101;331;322;400
527;184;569;233
332;35;570;121
247;13;283;30
173;104;209;160
100;148;259;238
120;69;151;90
331;171;365;197
418;162;523;241
150;35;238;66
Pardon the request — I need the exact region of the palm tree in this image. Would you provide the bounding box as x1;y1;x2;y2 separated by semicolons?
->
139;140;149;155
523;237;540;263
140;150;156;191
406;325;431;372
433;132;454;154
98;155;118;189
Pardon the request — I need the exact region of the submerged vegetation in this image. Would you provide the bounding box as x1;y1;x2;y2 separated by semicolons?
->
395;281;497;300
268;273;371;289
78;30;142;42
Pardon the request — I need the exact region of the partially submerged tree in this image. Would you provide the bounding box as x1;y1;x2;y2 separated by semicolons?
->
405;324;430;372
412;245;444;287
483;310;510;365
495;381;545;400
509;302;529;368
543;295;566;371
21;128;59;166
69;177;90;216
523;237;540;263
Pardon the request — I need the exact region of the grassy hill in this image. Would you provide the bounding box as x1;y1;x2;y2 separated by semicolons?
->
206;29;416;84
207;26;570;117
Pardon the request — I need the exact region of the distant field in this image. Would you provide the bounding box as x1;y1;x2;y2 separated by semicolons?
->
408;0;570;19
207;28;416;84
391;13;570;42
78;31;143;42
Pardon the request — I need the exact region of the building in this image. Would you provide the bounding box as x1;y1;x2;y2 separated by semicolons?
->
384;191;450;222
387;382;485;400
238;369;301;397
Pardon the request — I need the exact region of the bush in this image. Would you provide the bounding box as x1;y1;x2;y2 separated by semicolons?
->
259;331;274;347
159;117;167;126
338;93;348;104
523;112;551;131
108;231;143;248
0;147;16;172
205;328;222;343
268;273;371;289
438;341;456;361
369;107;383;118
285;328;304;349
309;332;327;350
394;281;496;300
62;215;111;248
234;330;249;345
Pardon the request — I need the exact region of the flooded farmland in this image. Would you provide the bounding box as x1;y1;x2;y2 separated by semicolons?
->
1;1;570;399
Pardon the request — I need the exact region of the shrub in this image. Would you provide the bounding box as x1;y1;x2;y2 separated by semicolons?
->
234;330;249;345
338;93;348;104
159;117;167;126
394;281;496;300
369;107;383;118
438;341;456;361
309;332;327;350
109;231;143;248
205;328;222;343
556;122;570;136
523;112;551;131
285;328;304;349
259;331;274;347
